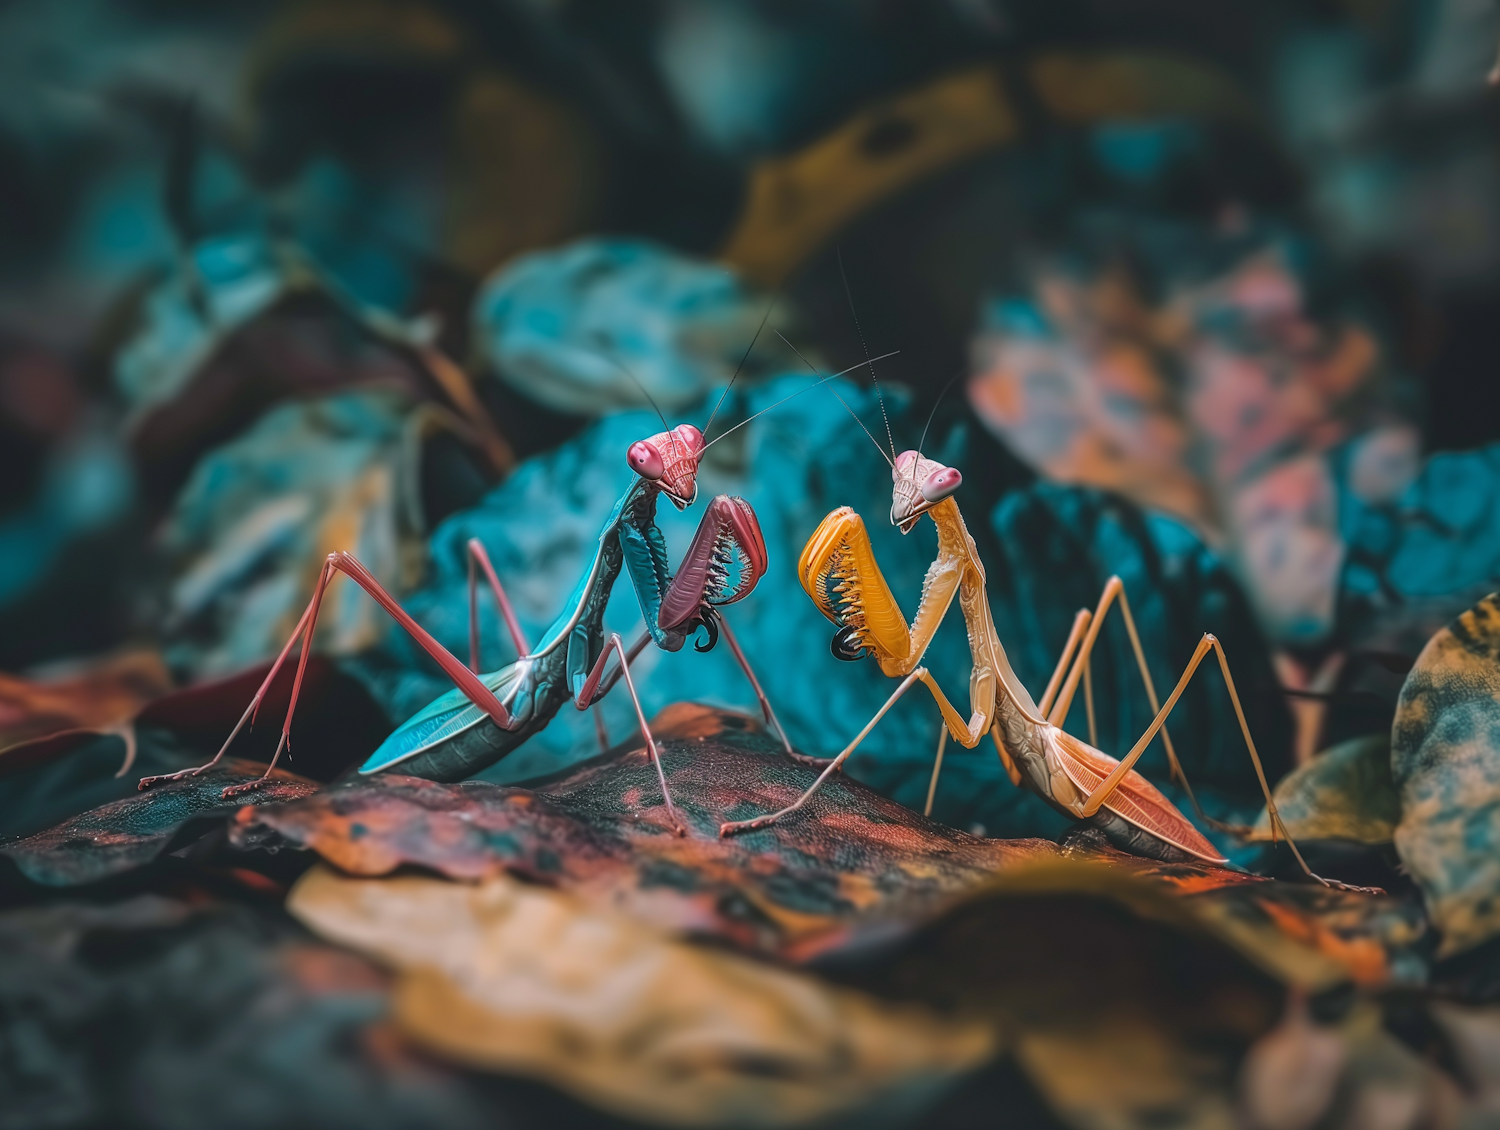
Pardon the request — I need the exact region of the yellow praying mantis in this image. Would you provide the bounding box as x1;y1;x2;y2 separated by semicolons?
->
718;356;1362;890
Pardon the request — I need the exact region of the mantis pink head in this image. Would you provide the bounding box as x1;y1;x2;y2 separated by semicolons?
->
890;449;962;533
612;287;900;513
771;319;964;536
627;424;705;509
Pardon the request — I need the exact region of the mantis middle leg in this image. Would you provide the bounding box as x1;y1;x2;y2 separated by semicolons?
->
574;630;685;835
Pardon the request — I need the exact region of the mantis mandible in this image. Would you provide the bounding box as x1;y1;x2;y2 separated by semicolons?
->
141;346;895;835
718;375;1352;887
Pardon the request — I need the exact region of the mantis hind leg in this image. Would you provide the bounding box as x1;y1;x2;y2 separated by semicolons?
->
140;552;518;800
466;538;530;672
1043;576;1236;834
1079;633;1380;893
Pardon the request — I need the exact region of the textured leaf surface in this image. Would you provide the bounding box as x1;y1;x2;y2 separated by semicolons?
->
239;707;1056;959
1392;591;1500;957
239;706;1422;982
2;758;317;886
291;864;995;1128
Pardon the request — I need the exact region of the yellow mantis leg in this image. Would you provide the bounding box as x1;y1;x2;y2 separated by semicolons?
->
719;668;929;836
926;605;1090;804
1077;633;1373;891
1044;576;1241;833
923;725;948;817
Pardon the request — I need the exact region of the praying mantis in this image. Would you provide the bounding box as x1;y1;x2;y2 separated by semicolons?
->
140;349;894;834
719;396;1354;888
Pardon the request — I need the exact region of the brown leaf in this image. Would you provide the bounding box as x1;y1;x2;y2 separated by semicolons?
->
0;650;173;769
237;706;1425;984
235;706;1058;959
289;864;996;1128
0;654;381;786
1;758;317;886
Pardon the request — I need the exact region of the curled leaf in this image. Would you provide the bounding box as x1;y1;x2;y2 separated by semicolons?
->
1392;591;1500;957
1248;735;1400;845
0;650;172;766
289;865;996;1128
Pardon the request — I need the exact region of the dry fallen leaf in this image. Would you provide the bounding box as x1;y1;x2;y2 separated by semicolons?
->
1392;591;1500;957
289;865;996;1128
236;707;1426;985
0;650;173;770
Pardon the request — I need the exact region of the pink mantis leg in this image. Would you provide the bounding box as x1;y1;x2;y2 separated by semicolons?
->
572;620;650;754
574;630;685;835
466;538;530;673
140;552;516;800
714;613;794;755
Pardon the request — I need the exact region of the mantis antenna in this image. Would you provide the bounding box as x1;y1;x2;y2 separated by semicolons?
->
704;288;781;441
595;343;687;465
597;348;670;431
772;328;897;470
699;350;901;454
918;368;967;453
837;247;896;462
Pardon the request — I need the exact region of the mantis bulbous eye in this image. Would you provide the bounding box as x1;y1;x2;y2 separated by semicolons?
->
628;441;664;480
921;467;962;503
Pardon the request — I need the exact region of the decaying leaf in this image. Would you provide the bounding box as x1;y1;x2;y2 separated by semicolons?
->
237;706;1424;986
236;706;1059;959
1;758;317;886
0;649;173;765
1392;591;1500;957
289;864;996;1128
1248;735;1401;845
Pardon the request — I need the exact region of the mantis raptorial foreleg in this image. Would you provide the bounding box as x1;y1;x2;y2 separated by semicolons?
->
719;667;929;835
140;552;516;798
